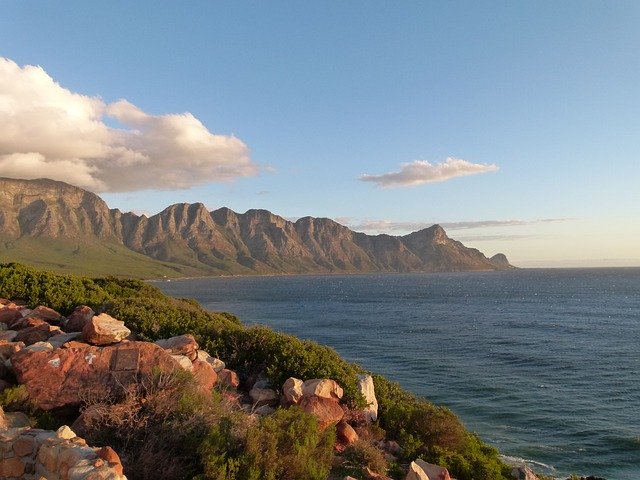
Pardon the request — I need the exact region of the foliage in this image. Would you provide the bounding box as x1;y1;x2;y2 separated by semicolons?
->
0;263;513;480
373;374;511;480
239;407;335;480
342;440;389;476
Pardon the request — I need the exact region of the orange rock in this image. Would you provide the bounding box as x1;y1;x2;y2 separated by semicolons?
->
97;446;124;475
336;420;359;445
192;359;218;392
12;341;180;410
65;306;95;332
299;395;344;430
218;368;240;389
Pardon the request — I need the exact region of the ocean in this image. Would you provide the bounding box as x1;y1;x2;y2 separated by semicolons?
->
156;268;640;480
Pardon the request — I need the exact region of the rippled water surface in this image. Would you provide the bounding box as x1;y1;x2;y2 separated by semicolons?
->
157;268;640;479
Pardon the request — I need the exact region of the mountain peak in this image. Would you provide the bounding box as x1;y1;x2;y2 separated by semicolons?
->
0;178;514;276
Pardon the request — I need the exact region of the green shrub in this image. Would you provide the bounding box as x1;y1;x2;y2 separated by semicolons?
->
239;406;335;480
343;440;389;476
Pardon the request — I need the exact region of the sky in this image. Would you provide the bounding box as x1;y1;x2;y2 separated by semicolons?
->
1;1;639;267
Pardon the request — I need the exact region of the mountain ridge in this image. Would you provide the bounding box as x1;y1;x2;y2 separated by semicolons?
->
0;177;514;277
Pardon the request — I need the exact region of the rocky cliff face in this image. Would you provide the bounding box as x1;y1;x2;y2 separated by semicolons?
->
0;177;514;275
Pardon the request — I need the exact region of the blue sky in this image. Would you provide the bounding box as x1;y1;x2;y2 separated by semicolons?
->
1;1;639;266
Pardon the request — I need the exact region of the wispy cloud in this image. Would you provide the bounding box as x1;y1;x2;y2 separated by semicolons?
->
441;218;571;230
347;218;572;234
452;234;537;242
0;57;258;192
359;157;498;188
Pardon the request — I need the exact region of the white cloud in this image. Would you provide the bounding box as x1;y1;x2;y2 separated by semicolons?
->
359;157;498;188
0;57;257;192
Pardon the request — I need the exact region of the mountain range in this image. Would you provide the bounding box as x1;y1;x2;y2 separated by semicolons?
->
0;177;513;277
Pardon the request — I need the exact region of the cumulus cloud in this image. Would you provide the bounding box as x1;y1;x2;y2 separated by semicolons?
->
359;157;498;188
0;57;257;192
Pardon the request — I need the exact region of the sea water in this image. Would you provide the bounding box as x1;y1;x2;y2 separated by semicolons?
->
156;268;640;479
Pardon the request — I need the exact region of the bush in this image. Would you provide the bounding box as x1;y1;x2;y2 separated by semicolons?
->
239;406;335;480
343;440;389;476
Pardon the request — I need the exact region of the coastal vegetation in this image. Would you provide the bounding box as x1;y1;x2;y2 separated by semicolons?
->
0;262;512;479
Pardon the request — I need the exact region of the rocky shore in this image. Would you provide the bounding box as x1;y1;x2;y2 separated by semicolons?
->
0;264;604;480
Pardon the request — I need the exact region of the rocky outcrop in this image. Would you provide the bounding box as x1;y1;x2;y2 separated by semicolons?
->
12;341;180;410
0;177;514;276
0;423;126;480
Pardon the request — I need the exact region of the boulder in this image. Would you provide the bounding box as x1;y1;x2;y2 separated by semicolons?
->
65;305;95;332
512;465;540;480
301;378;344;400
9;316;50;330
405;461;429;480
11;341;180;410
254;405;276;415
96;445;124;476
172;354;194;371
282;377;304;405
26;306;64;325
336;420;359;445
299;395;344;429
0;308;22;326
155;334;199;361
218;368;240;389
0;330;18;342
412;459;451;480
82;314;131;345
192;359;218;391
357;374;379;422
0;340;24;362
249;387;279;407
196;350;225;372
14;323;61;345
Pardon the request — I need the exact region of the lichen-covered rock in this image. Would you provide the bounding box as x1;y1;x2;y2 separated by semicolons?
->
82;314;131;345
11;341;180;410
